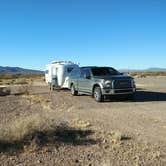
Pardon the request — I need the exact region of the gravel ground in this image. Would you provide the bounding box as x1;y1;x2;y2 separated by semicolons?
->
0;76;166;166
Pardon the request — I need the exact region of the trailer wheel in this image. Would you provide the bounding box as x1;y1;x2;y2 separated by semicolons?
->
71;84;78;96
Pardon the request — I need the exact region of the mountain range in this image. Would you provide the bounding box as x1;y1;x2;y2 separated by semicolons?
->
120;67;166;72
0;66;43;74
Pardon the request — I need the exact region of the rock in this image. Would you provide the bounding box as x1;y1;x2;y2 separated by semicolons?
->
0;87;11;96
75;159;79;163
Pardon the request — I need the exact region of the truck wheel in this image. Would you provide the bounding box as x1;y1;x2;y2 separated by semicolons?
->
94;87;103;102
71;84;78;96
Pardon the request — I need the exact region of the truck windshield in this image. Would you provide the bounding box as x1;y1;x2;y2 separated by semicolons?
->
91;67;120;76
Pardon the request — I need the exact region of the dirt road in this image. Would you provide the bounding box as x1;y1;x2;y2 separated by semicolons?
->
0;76;166;165
46;76;166;143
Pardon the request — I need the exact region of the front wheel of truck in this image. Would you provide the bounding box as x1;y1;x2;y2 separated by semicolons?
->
71;84;78;96
94;86;103;102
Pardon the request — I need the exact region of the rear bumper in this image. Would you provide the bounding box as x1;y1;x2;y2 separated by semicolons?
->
101;88;136;95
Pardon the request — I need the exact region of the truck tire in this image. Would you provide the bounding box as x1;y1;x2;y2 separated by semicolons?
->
71;84;78;96
94;86;103;102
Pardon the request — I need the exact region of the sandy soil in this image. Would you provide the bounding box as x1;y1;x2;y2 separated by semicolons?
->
0;76;166;166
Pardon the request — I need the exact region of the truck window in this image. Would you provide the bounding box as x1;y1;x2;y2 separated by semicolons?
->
91;67;120;76
70;68;80;77
80;69;91;78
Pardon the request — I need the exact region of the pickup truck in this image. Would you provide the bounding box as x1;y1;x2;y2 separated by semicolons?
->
69;66;136;102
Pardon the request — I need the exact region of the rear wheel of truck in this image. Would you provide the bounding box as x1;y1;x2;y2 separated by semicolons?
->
71;84;78;96
94;86;103;102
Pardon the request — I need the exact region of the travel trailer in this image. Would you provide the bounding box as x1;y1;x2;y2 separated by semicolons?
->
45;61;79;89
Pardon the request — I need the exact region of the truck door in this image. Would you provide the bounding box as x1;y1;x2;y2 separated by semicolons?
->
78;69;92;93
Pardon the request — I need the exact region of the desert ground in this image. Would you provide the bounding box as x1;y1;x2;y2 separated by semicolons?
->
0;76;166;166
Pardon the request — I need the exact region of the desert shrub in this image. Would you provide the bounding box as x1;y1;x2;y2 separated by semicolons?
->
12;85;31;96
0;112;58;143
13;78;28;85
129;72;166;77
0;113;95;150
0;74;44;80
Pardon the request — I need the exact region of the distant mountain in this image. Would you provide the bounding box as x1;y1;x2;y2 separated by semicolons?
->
120;67;166;72
0;66;44;74
146;68;166;72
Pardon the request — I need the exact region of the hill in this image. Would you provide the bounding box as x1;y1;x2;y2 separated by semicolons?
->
120;67;166;73
146;68;166;72
0;66;43;74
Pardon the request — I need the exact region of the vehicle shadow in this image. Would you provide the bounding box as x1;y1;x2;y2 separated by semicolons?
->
0;124;97;154
134;90;166;102
105;90;166;102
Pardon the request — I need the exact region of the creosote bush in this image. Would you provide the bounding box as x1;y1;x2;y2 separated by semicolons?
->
0;74;44;80
0;112;58;143
129;72;166;77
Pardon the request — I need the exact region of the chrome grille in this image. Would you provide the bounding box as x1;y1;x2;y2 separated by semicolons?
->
113;80;132;89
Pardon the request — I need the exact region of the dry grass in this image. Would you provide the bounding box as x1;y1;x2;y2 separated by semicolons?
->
111;131;129;142
12;78;28;85
23;94;51;110
0;74;43;80
0;111;96;153
16;85;30;95
71;119;92;129
0;74;44;86
0;89;97;152
130;72;166;77
0;112;57;143
0;79;51;142
0;88;58;147
100;131;131;145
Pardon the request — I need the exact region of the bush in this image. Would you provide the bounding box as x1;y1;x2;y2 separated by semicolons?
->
0;74;44;80
13;78;28;85
129;72;166;77
0;112;58;144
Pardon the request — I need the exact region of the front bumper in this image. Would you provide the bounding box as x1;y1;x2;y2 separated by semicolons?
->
101;87;136;95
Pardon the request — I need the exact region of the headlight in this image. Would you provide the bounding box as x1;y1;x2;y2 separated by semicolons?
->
104;80;112;88
131;79;136;87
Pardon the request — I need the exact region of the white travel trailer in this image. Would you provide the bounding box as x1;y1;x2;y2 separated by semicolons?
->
45;61;79;89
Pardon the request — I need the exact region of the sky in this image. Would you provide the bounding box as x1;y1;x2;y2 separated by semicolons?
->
0;0;166;70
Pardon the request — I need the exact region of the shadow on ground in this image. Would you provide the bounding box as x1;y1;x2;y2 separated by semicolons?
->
104;90;166;102
134;90;166;102
0;125;97;154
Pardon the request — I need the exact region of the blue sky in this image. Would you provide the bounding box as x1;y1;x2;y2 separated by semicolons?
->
0;0;166;70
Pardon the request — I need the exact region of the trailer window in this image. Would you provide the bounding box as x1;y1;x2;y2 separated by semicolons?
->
67;67;74;73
